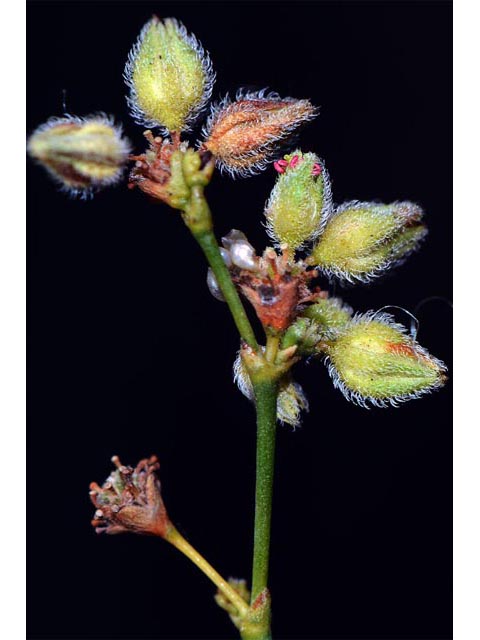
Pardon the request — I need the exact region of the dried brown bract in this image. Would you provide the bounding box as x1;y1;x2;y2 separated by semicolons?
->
233;247;324;332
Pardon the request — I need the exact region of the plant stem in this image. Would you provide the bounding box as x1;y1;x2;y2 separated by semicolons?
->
166;526;250;618
193;228;258;349
250;377;278;603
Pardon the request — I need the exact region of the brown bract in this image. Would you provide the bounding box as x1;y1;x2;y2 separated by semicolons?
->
89;455;171;537
202;96;317;176
128;131;184;204
233;248;323;332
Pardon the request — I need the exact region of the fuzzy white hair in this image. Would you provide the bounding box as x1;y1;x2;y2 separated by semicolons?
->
200;88;318;178
324;310;447;408
124;17;215;135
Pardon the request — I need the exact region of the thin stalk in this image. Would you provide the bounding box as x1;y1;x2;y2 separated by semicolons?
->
194;228;258;349
250;378;278;603
166;526;250;617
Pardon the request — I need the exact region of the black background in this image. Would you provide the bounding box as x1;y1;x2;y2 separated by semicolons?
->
27;1;452;638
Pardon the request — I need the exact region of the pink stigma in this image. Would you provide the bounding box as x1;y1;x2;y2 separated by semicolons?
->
289;155;300;168
312;163;322;176
274;161;286;173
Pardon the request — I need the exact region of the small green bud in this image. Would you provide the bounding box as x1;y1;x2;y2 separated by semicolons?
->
264;151;331;250
125;16;214;134
233;351;308;428
27;115;130;198
308;201;427;282
281;317;323;355
302;297;353;333
325;312;447;407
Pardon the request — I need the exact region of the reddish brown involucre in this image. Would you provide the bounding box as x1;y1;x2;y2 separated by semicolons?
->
202;92;317;177
89;455;171;537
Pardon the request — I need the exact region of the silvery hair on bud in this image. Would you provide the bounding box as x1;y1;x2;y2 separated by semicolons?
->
200;88;318;178
124;17;215;135
324;311;447;408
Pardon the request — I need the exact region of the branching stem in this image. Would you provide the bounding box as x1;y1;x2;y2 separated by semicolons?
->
194;229;258;349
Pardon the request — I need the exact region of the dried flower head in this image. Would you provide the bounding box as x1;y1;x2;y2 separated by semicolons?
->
27;115;130;198
308;201;427;283
324;312;447;407
201;90;317;177
125;16;214;134
226;239;321;332
89;455;171;536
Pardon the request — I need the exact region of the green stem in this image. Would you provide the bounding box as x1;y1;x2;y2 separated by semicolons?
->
166;526;250;618
194;228;258;349
250;378;278;603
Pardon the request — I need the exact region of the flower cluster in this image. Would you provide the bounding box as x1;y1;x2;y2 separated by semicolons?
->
28;15;447;419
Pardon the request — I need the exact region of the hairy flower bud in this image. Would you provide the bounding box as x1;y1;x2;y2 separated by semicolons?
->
27;115;130;197
265;151;332;250
201;90;317;177
302;297;353;333
89;455;171;536
125;16;214;134
308;201;427;282
324;312;447;407
233;350;309;427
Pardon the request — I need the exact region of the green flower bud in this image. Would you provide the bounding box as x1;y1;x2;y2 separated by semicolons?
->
302;297;353;333
233;351;308;428
125;16;214;134
264;151;331;250
325;312;447;407
281;317;324;355
308;201;427;283
27;115;130;198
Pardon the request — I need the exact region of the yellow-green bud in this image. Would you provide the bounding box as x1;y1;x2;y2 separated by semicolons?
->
302;297;353;333
325;312;447;407
308;201;427;282
125;16;214;134
233;351;308;428
264;151;332;250
27;115;131;198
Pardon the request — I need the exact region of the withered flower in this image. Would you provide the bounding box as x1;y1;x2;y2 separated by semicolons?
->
223;233;323;332
201;90;317;177
89;455;171;537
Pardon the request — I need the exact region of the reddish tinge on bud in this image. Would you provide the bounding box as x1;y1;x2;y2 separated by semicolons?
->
89;455;171;537
200;89;317;177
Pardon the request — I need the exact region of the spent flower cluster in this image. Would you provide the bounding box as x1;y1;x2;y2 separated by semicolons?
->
28;14;447;640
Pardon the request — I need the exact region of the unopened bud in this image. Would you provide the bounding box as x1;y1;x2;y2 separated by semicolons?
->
302;297;353;333
325;312;447;407
201;90;317;177
308;201;427;282
27;115;130;197
265;151;332;249
281;318;323;355
233;350;308;427
125;16;214;134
